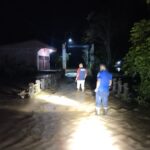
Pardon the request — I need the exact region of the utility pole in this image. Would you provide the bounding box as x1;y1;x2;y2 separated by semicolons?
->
62;43;67;70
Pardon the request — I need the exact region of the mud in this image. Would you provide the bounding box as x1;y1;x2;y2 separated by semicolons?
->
0;78;150;150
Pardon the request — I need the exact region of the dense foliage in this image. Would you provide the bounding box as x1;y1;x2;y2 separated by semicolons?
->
84;12;112;66
146;0;150;4
123;20;150;103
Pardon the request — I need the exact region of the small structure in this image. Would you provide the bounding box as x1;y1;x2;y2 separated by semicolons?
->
112;78;117;93
117;79;122;97
0;40;56;72
122;83;129;100
62;43;94;72
112;78;130;101
37;48;56;71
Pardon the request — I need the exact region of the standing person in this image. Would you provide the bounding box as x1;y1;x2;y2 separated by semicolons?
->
76;63;87;92
95;64;112;115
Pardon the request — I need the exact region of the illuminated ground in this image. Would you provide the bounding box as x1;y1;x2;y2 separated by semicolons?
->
0;78;150;150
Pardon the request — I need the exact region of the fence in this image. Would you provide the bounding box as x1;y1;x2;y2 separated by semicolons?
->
18;73;62;99
112;78;129;101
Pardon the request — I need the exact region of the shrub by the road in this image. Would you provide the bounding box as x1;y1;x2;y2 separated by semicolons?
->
123;19;150;104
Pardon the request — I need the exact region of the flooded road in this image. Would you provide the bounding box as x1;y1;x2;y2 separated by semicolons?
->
0;78;150;150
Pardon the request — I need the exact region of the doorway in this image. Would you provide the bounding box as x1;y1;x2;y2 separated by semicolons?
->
38;56;50;70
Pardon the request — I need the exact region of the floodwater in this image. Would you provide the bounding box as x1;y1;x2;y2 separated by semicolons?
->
0;78;150;150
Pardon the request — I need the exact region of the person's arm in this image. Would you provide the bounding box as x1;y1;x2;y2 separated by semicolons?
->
95;79;100;92
109;80;112;87
109;74;113;88
76;68;80;81
95;72;101;92
85;69;87;79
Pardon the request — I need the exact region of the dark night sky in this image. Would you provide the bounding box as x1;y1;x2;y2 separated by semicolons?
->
0;0;149;58
0;0;95;44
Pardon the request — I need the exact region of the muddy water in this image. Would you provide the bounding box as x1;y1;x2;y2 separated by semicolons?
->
0;78;150;150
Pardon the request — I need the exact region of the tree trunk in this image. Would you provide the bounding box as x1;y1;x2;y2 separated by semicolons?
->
104;40;111;66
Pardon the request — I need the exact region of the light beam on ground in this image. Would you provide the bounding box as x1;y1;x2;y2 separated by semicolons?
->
68;116;119;150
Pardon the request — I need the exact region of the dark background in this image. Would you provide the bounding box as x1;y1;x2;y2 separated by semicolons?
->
0;0;149;59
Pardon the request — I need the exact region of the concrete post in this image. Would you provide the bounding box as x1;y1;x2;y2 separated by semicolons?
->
117;79;122;96
29;83;34;98
62;43;67;70
40;79;45;90
47;74;51;89
112;78;117;93
123;83;129;98
35;80;41;93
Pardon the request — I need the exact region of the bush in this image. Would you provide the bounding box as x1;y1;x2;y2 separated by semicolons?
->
123;19;150;104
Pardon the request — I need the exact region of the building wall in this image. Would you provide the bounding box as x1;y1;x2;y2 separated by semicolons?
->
0;48;37;70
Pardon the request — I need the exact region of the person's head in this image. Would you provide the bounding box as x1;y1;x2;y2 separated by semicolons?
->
100;64;107;71
79;63;83;68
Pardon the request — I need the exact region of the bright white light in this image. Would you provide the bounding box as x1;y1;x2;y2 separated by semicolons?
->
35;92;120;150
67;116;120;150
36;93;80;107
116;67;121;72
117;61;121;65
68;38;73;43
38;48;56;56
35;92;93;112
49;49;55;53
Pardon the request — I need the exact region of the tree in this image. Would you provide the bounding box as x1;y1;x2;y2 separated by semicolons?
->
146;0;150;4
123;19;150;103
84;12;112;66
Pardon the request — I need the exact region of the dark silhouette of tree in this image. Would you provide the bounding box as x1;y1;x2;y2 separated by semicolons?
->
123;1;150;104
146;0;150;4
84;11;112;66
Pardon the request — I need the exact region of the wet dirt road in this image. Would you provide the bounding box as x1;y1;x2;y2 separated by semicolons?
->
0;78;150;150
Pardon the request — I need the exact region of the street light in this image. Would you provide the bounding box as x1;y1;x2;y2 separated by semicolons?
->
49;49;55;53
68;38;73;43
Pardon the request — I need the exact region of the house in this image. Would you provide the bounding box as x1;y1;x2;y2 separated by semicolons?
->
0;40;57;71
